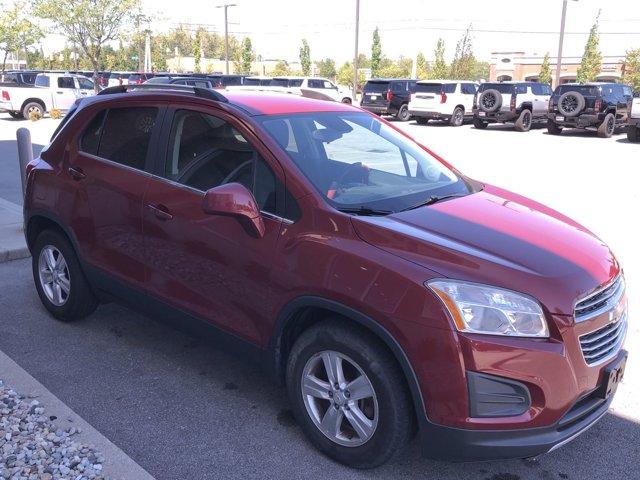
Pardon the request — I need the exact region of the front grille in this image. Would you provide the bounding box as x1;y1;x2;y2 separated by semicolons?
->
574;274;625;321
579;312;627;366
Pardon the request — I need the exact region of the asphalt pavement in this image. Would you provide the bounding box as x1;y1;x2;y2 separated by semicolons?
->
1;113;639;479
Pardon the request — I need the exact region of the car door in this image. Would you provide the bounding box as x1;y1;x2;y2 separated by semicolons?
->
75;76;95;98
142;106;287;344
68;103;165;290
53;76;79;110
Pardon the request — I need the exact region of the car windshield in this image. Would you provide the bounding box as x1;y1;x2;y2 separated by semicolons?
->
364;81;390;93
415;83;443;94
479;83;514;93
259;111;473;213
555;85;599;96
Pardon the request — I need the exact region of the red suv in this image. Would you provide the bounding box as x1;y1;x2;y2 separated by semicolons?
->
24;85;628;468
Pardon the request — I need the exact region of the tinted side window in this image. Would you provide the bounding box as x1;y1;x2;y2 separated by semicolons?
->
622;86;633;97
58;77;75;89
531;84;543;95
80;110;106;155
35;76;49;87
391;82;405;92
98;107;158;170
516;84;528;94
443;83;456;94
461;83;477;95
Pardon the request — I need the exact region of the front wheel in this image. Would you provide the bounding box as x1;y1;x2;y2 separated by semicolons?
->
473;117;488;129
32;230;98;322
396;104;411;122
449;106;464;127
286;321;413;468
597;113;616;138
628;125;640;143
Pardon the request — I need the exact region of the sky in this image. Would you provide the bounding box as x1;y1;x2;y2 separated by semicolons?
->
31;0;640;63
140;0;640;63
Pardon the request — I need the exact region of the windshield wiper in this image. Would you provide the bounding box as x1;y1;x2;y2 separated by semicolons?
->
400;193;467;212
337;206;393;216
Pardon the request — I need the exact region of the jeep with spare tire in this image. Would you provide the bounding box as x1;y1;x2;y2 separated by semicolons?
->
472;81;552;132
547;83;633;138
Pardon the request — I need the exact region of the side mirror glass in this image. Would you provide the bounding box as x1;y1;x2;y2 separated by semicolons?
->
202;183;265;238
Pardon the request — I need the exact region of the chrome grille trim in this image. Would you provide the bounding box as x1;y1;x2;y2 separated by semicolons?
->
574;274;625;322
579;311;627;366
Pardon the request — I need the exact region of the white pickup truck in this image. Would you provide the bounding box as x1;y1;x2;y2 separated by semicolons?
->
628;94;640;142
229;76;353;103
0;72;95;119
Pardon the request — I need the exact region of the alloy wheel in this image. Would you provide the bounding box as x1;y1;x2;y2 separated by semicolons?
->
607;116;615;135
561;95;578;114
38;245;70;306
301;350;378;447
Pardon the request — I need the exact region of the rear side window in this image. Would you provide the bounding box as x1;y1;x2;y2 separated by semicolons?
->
79;110;106;155
97;107;159;169
443;83;456;94
415;83;442;94
515;84;528;94
58;77;75;89
461;83;477;95
35;76;50;87
391;82;406;92
555;85;599;96
479;83;514;94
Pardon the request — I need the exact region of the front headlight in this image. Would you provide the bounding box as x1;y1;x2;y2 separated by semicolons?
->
427;280;549;338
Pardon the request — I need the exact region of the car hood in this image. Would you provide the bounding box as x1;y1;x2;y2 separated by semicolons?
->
351;184;619;316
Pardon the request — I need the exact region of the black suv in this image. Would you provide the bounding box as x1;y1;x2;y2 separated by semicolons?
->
361;79;416;121
547;83;634;138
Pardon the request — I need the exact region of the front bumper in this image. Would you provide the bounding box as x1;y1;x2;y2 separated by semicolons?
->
419;349;626;461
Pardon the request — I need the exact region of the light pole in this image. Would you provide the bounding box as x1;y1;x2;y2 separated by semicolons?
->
353;0;360;101
216;4;237;74
555;0;578;88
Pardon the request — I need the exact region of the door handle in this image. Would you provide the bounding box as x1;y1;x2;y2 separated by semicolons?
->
56;91;64;94
147;203;173;221
68;166;86;180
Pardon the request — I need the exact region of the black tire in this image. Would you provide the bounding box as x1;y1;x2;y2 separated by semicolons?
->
396;104;410;122
478;89;502;113
473;117;488;129
286;320;413;469
22;101;45;119
628;125;640;142
547;120;563;135
597;113;616;138
514;109;532;132
449;106;464;127
32;229;98;322
558;91;585;117
8;111;23;119
341;97;352;104
415;117;429;125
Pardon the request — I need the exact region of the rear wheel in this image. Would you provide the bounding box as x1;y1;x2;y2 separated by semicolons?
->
514;109;532;132
449;107;464;127
32;230;98;322
628;125;640;143
22;101;44;120
547;120;563;135
473;117;488;129
286;320;413;468
597;113;615;138
396;104;410;122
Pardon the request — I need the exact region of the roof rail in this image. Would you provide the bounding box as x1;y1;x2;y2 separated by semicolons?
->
97;83;228;103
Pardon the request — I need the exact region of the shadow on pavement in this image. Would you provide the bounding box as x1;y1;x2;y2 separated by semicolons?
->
0;258;638;480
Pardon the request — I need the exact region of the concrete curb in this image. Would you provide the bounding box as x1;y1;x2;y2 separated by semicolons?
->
0;349;156;480
0;197;30;263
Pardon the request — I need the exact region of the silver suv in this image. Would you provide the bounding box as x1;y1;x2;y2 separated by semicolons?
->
473;81;553;132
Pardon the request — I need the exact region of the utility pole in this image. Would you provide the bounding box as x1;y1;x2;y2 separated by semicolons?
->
353;0;360;101
555;0;578;88
216;4;237;74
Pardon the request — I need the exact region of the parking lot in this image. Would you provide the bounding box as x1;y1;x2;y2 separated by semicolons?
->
0;112;639;480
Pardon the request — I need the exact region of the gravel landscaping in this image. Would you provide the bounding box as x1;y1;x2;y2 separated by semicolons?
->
1;379;108;480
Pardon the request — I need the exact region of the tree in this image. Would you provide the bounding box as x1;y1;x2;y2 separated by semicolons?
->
449;25;475;80
539;52;552;85
299;38;311;76
272;60;291;76
415;52;428;79
371;27;382;77
576;12;602;83
32;0;139;89
622;48;640;91
430;38;448;79
316;58;336;79
471;61;490;81
337;61;364;89
379;56;412;78
193;29;202;73
235;36;253;74
0;1;42;72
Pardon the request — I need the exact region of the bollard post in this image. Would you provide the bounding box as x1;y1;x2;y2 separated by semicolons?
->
16;127;33;199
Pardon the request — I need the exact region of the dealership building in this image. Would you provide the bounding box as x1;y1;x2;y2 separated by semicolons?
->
489;52;626;87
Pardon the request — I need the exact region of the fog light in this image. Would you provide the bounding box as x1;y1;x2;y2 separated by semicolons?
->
467;371;531;418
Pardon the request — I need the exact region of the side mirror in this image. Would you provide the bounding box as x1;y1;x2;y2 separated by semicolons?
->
202;183;265;238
